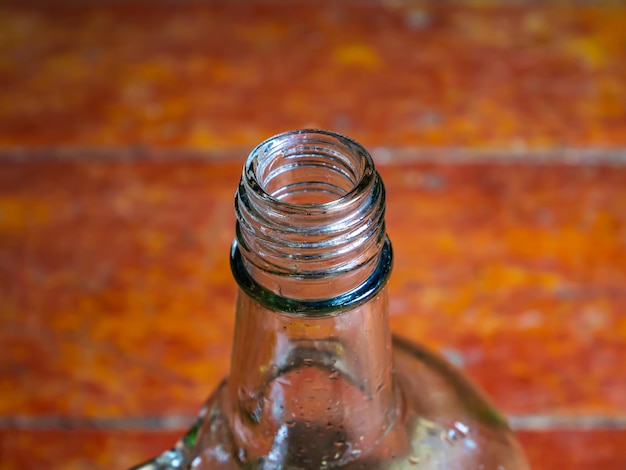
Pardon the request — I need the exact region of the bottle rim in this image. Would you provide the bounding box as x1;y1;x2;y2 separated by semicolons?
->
242;128;376;213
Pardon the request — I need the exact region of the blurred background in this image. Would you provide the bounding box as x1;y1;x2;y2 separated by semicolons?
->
1;0;625;468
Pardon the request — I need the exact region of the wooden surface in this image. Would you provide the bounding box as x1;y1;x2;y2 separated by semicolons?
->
1;1;625;469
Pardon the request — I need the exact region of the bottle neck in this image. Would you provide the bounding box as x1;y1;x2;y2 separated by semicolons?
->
227;290;397;466
233;129;387;304
227;130;396;465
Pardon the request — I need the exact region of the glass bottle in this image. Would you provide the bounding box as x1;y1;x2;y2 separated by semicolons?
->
132;130;529;469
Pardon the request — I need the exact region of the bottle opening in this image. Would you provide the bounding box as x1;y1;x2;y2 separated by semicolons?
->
250;130;366;206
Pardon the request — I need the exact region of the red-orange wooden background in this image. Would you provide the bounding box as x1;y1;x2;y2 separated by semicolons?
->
1;1;625;468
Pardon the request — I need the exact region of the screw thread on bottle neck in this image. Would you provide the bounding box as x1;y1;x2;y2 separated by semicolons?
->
233;129;389;306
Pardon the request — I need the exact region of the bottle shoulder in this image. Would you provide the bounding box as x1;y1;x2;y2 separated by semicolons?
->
380;335;529;469
132;337;528;470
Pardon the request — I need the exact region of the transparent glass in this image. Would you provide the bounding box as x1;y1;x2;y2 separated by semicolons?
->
131;130;529;469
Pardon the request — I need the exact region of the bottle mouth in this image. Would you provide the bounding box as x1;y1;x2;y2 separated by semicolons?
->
233;129;390;308
245;129;373;208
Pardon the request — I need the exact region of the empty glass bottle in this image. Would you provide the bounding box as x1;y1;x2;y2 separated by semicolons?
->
132;130;529;469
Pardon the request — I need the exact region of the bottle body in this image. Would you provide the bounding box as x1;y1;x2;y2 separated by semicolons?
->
134;303;527;469
131;130;529;469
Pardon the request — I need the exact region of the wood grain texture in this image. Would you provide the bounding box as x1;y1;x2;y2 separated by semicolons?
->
1;159;624;419
1;1;625;148
2;0;626;467
518;430;626;470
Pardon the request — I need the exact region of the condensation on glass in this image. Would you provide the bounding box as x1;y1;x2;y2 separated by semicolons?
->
131;130;529;469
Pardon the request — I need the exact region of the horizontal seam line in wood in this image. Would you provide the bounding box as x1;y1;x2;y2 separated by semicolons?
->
0;0;614;8
1;414;626;431
1;147;626;166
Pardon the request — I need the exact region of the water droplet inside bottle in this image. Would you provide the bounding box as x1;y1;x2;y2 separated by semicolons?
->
445;428;458;443
454;421;470;436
